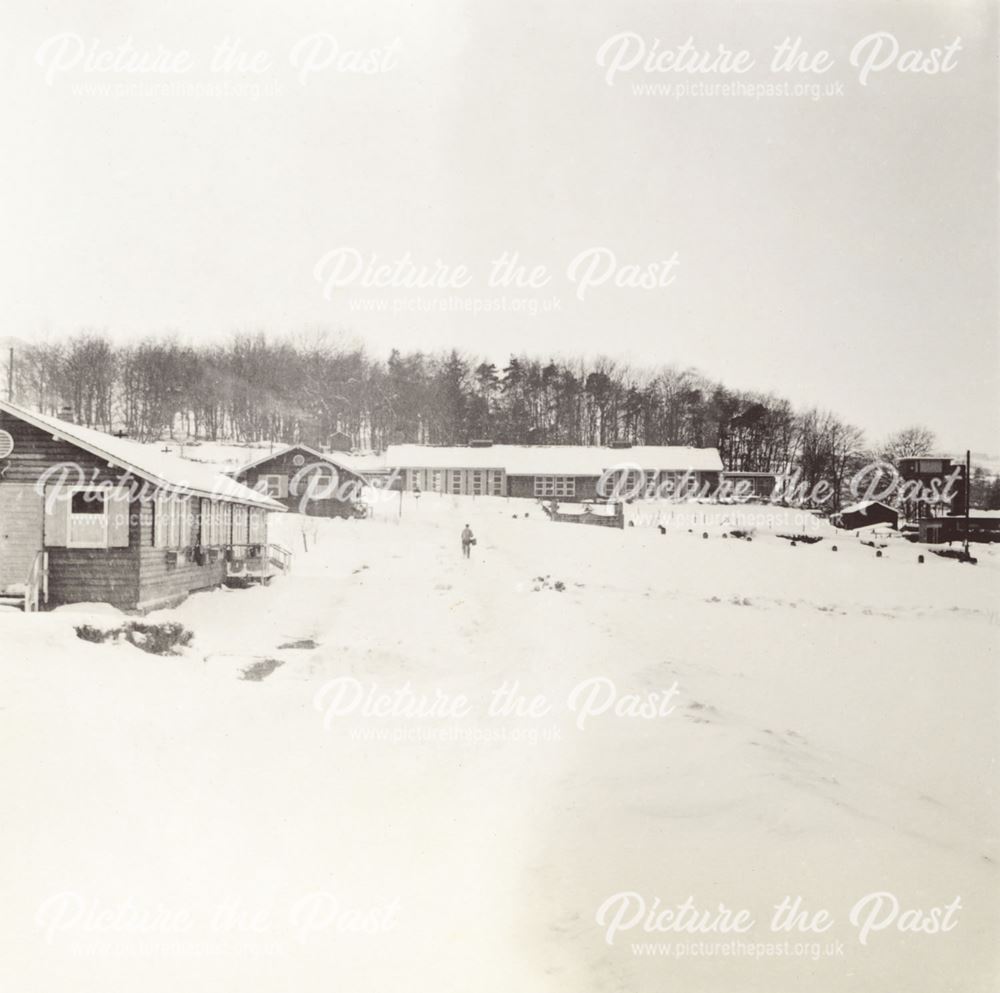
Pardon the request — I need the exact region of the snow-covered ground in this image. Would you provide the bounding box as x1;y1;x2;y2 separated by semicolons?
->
2;493;998;991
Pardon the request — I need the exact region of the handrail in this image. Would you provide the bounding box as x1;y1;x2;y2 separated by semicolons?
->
266;543;292;572
224;542;292;580
24;550;48;613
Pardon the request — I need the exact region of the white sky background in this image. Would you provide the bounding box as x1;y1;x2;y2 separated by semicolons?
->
0;0;996;451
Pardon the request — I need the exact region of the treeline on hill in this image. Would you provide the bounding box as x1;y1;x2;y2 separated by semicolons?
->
8;331;997;508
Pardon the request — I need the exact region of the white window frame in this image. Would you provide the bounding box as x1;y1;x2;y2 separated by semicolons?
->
222;502;233;546
249;508;266;544
155;492;188;548
534;476;575;498
257;475;285;498
67;486;110;548
200;499;224;546
233;505;249;544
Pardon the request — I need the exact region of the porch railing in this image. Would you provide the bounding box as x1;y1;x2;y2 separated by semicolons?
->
25;550;49;613
225;543;292;582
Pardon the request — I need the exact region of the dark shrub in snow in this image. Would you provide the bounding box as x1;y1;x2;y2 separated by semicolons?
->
74;624;112;644
932;549;977;564
123;622;193;655
240;658;285;681
777;534;823;545
74;621;194;656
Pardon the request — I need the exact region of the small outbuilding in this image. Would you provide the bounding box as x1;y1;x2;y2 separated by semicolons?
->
831;500;899;531
230;444;368;518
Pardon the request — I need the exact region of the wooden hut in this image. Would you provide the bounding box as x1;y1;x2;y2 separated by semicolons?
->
230;444;368;518
0;400;287;612
831;500;899;531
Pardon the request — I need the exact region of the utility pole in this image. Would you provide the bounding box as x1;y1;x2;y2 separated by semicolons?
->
6;347;12;402
965;449;971;558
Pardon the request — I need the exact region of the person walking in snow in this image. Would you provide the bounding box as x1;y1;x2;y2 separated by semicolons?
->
461;524;475;559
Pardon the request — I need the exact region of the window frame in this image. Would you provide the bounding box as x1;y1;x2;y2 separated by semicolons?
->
533;476;575;498
67;486;110;549
221;502;233;546
248;507;266;544
232;504;249;544
257;474;285;499
154;492;188;549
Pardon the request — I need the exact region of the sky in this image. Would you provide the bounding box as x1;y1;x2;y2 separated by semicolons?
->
0;0;996;451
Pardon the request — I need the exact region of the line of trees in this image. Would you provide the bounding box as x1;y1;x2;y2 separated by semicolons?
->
8;329;982;508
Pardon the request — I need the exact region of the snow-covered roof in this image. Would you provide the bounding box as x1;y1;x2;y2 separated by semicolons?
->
333;451;390;474
837;500;897;516
0;400;284;510
232;443;367;482
385;444;723;474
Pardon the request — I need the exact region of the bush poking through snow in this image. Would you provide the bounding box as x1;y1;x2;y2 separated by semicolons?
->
74;624;111;644
531;576;566;593
932;549;978;564
240;658;285;681
73;621;194;656
277;638;318;650
777;534;823;545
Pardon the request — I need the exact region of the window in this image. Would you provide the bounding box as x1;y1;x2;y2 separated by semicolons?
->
430;470;442;493
257;474;286;498
232;505;249;544
450;470;463;494
294;466;335;499
222;502;233;545
490;471;503;496
198;499;225;546
180;498;193;547
68;488;109;547
249;508;266;544
471;470;484;495
408;469;424;491
534;476;575;498
198;499;209;546
154;493;189;548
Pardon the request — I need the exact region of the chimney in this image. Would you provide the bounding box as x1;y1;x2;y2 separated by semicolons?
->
58;403;75;423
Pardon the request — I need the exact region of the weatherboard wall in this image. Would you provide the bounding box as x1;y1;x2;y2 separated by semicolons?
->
234;447;363;518
0;410;257;610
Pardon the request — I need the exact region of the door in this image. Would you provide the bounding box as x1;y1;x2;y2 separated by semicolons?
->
0;483;44;592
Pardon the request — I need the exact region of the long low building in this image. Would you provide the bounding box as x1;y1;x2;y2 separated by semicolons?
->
384;443;723;501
